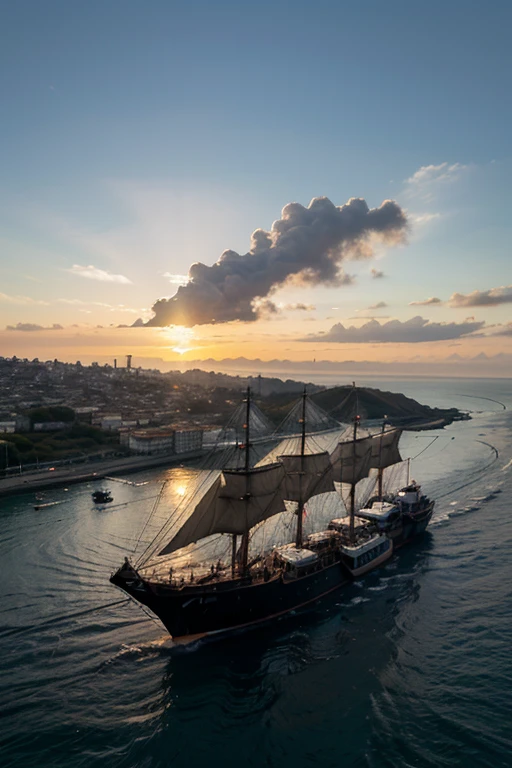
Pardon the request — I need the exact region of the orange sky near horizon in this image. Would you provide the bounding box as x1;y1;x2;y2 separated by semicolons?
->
1;322;510;371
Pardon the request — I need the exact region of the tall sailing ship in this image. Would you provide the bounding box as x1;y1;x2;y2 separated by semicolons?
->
110;388;433;642
333;420;435;550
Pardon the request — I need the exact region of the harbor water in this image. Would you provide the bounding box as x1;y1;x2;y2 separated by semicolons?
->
1;378;511;768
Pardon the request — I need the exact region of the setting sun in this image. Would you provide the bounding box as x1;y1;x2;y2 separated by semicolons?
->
163;326;195;355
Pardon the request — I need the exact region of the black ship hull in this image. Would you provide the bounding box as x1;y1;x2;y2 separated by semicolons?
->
111;503;435;641
111;558;351;641
388;501;435;548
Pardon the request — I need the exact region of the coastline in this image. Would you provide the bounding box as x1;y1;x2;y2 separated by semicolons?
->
0;415;463;499
0;449;207;498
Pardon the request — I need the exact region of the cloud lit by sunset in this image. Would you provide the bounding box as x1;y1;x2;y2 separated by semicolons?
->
0;3;510;378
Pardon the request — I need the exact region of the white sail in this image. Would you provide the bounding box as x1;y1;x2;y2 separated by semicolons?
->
158;462;286;556
216;464;286;533
331;428;402;484
369;428;402;470
278;451;335;502
248;435;338;557
330;437;373;484
257;429;347;466
157;471;223;556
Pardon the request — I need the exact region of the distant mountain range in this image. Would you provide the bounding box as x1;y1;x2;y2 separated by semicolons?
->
134;354;512;379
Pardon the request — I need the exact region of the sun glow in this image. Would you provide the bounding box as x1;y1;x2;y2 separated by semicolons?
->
163;325;195;355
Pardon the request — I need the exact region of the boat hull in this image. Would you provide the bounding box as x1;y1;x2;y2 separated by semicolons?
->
111;500;435;641
111;559;351;639
344;545;393;577
391;501;435;548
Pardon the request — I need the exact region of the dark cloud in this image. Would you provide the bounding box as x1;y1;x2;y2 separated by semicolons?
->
131;317;145;327
6;323;63;332
448;286;512;307
371;268;385;279
147;196;407;327
409;297;442;306
368;301;387;309
303;316;484;344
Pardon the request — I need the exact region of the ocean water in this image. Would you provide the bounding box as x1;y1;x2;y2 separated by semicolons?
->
1;378;511;768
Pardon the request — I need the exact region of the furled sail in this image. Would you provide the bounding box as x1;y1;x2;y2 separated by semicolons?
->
330;428;402;484
158;462;286;556
278;451;335;502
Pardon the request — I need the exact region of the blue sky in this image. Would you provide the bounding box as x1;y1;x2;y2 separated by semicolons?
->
1;1;511;368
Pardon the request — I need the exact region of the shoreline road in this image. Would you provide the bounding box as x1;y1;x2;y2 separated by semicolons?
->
0;449;207;498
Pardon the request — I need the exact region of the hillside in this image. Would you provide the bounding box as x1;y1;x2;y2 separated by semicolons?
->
260;385;468;429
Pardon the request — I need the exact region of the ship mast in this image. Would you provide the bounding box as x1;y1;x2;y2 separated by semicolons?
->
239;386;252;574
349;385;359;544
295;386;307;548
377;416;387;500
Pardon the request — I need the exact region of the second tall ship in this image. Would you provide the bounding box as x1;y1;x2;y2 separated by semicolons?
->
111;389;434;642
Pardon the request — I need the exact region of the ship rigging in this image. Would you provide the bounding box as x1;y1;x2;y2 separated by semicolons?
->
110;386;434;642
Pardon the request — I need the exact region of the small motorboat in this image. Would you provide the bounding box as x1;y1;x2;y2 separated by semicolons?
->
92;489;113;504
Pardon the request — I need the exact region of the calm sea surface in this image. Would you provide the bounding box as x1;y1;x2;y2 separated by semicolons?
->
1;378;511;768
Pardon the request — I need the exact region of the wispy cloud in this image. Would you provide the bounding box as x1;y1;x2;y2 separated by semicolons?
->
57;298;142;313
6;323;63;332
0;292;49;306
254;301;317;315
281;303;316;312
405;162;467;189
67;264;132;284
394;161;472;245
370;268;385;279
448;285;512;307
403;162;469;214
488;322;512;337
409;297;443;306
303;316;484;344
368;301;387;310
409;212;443;225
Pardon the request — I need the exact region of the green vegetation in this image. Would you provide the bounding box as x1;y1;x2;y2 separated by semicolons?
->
258;385;466;428
25;406;75;426
311;386;465;424
0;424;121;468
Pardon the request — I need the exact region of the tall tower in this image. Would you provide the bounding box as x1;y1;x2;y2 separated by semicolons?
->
114;358;117;369
126;354;132;370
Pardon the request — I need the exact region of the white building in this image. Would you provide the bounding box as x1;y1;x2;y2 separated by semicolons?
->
101;415;123;431
174;429;203;454
128;429;175;454
128;428;203;455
